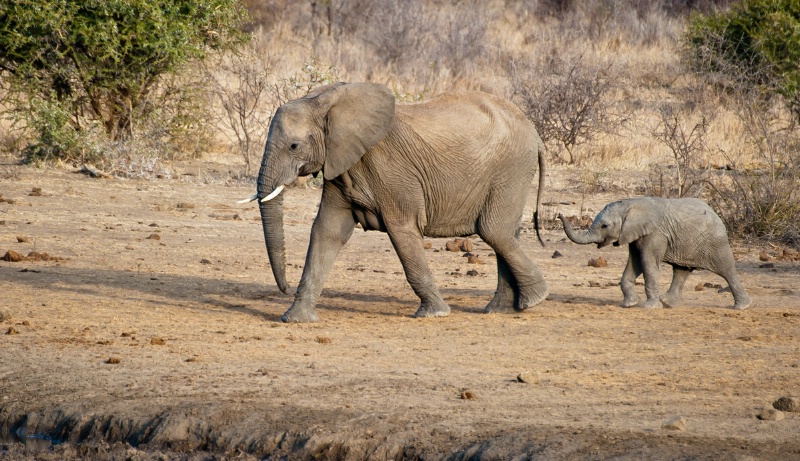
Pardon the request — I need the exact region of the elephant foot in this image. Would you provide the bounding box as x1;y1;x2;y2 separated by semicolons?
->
636;298;663;309
483;290;515;314
413;299;451;318
732;295;752;310
659;294;682;308
516;281;549;310
281;305;320;323
621;297;639;308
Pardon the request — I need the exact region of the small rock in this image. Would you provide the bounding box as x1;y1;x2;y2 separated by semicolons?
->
588;280;601;287
106;357;121;364
703;282;722;289
315;336;332;344
16;236;30;243
773;396;799;412
467;255;484;265
176;202;195;210
466;269;479;276
125;245;134;251
28;187;42;197
460;390;476;400
200;258;212;265
1;250;25;262
445;241;461;252
423;241;432;250
694;283;705;291
588;257;608;268
551;250;563;258
459;238;474;252
148;223;159;227
757;407;784;421
661;416;687;431
146;233;161;240
150;337;166;346
0;306;12;322
517;371;539;384
5;326;19;335
758;252;772;262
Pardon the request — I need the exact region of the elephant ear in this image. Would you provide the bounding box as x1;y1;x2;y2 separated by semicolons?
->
618;203;657;246
303;82;345;99
317;83;396;180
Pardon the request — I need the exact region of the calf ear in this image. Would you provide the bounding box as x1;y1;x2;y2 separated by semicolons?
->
316;83;395;180
618;203;656;246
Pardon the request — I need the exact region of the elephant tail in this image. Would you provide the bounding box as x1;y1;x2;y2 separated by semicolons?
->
533;137;546;247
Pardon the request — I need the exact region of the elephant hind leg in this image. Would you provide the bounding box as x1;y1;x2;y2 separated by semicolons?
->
478;226;548;311
483;255;518;313
721;272;751;309
660;265;692;308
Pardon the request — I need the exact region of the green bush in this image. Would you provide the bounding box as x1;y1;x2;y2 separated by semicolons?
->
683;0;800;119
0;0;249;163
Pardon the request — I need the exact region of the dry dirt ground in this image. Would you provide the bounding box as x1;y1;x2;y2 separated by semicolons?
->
0;162;799;460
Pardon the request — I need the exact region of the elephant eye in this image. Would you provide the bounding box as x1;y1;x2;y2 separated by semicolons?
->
290;142;299;151
601;224;608;229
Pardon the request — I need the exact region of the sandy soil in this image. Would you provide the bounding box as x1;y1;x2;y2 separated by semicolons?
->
0;162;799;460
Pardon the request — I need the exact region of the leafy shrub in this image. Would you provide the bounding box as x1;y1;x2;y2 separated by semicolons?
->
0;0;248;163
683;0;800;121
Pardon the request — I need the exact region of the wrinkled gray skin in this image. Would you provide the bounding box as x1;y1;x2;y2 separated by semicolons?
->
558;197;751;309
250;82;549;323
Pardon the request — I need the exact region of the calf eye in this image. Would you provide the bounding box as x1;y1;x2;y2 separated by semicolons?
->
601;224;608;229
290;142;300;151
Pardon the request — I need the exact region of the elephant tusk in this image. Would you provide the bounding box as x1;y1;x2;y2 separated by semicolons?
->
260;185;285;202
237;193;259;204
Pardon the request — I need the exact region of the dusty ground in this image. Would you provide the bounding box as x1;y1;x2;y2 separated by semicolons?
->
0;162;799;460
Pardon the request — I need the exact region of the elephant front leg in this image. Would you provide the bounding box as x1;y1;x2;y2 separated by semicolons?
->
620;246;642;307
386;226;450;318
281;203;356;323
638;245;664;309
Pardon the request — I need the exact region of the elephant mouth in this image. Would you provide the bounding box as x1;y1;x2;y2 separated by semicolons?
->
598;238;617;249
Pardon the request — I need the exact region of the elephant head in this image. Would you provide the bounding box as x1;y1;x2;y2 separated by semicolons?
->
239;82;396;293
558;200;655;249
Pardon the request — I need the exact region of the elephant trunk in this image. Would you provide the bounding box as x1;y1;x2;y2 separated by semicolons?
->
558;214;600;245
258;192;289;294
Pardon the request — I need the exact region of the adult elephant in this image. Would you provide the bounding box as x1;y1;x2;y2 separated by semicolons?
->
240;82;549;322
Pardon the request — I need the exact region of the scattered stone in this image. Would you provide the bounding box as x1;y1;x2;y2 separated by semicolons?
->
423;241;432;249
773;396;799;412
106;357;121;364
551;250;563;258
588;280;601;288
466;269;479;277
315;336;332;344
150;337;166;346
588;257;608;268
758;251;773;262
149;223;159;227
445;241;461;252
517;371;540;384
125;245;135;251
703;282;722;289
467;255;484;265
458;238;474;252
0;306;11;322
694;283;705;291
16;236;30;243
6;326;18;335
185;357;199;362
1;250;24;262
200;258;212;264
661;416;687;431
460;390;476;400
146;233;161;240
757;407;784;421
779;248;800;262
176;202;195;210
28;187;42;197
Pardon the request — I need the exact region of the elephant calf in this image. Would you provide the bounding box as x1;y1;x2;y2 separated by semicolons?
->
558;197;751;309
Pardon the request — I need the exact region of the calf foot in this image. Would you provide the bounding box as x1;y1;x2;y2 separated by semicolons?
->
281;306;320;323
637;298;663;309
732;295;752;310
414;298;451;318
621;295;639;308
660;294;682;308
